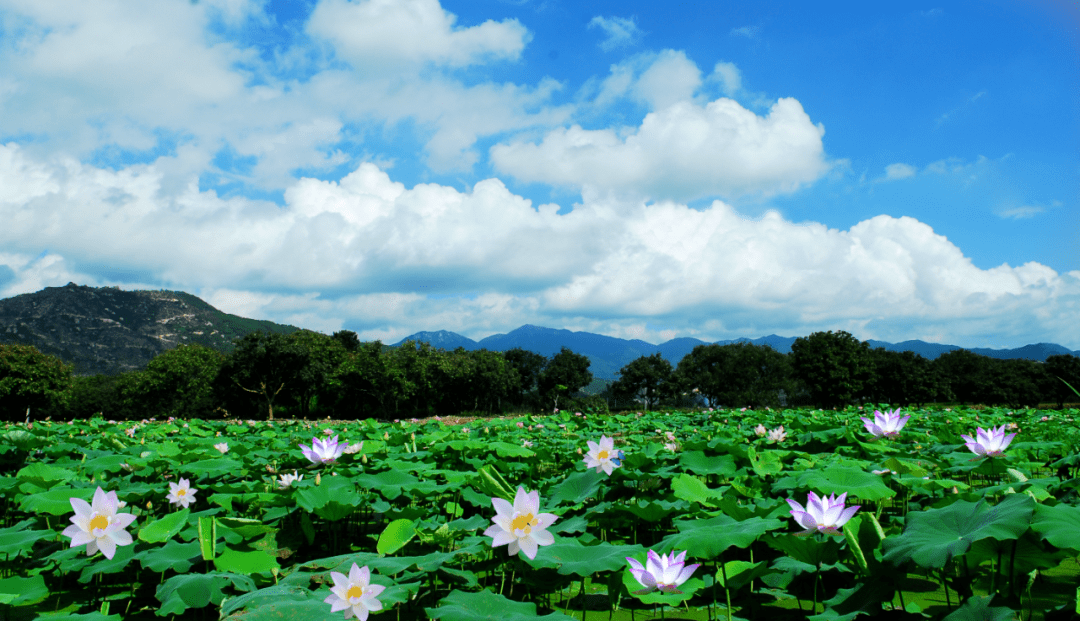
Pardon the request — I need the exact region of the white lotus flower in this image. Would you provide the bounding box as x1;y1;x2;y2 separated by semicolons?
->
583;435;624;475
767;426;786;443
484;486;558;560
278;470;303;489
324;563;385;620
165;477;198;508
61;487;137;559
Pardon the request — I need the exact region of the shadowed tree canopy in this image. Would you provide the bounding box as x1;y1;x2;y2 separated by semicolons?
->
538;347;593;410
612;353;674;411
789;330;874;409
0;344;73;422
215;331;312;420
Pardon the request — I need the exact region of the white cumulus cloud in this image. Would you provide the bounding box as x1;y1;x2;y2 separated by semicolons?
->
307;0;530;69
1;145;1076;350
491;96;832;202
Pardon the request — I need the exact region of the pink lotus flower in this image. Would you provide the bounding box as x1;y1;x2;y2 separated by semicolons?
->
626;550;701;594
860;408;910;439
787;491;860;536
301;435;348;465
754;424;767;437
960;425;1016;458
62;487;137;559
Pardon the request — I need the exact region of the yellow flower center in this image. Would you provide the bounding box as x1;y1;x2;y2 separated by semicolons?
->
177;489;187;497
89;514;109;532
346;585;364;600
597;450;609;460
511;512;539;534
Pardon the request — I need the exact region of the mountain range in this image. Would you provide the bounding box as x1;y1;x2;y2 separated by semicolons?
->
391;325;1080;381
0;284;1076;379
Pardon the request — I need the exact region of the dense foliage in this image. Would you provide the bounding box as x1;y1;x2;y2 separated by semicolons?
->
1;405;1079;620
2;329;1079;423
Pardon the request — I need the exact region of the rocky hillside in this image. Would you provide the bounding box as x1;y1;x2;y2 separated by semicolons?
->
0;283;298;375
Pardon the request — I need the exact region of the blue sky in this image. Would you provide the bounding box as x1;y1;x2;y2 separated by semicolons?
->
0;0;1076;350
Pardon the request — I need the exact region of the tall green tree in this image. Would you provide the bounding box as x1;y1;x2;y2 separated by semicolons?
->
331;330;362;353
0;344;73;422
384;341;445;417
865;348;946;407
1045;354;1080;409
538;347;593;411
611;354;675;411
287;330;349;418
931;349;995;406
137;344;224;419
467;349;519;414
67;372;144;421
215;331;310;420
329;340;408;419
502;347;546;406
789;330;874;409
672;344;730;409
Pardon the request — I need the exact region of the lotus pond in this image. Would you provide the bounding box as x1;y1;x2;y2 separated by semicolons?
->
1;405;1080;621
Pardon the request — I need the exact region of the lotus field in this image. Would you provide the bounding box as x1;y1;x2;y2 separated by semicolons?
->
2;404;1080;621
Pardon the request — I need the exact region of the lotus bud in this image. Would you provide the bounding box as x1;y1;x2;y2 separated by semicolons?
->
146;500;152;509
315;473;321;486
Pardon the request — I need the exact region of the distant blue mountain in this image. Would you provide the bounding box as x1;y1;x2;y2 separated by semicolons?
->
391;326;1079;381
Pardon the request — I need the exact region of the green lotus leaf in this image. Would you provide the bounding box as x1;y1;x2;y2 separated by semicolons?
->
882;494;1035;569
179;458;244;477
1030;502;1080;551
213;547;280;575
78;542;135;583
16;462;76;489
426;588;575;621
19;486;93;516
137;540;203;573
377;518;417;556
0;519;55;557
0;574;49;607
671;473;723;507
139;508;191;544
156;572;255;616
679;451;737;477
660;514;784;560
547;469;603;506
940;595;1016;621
526;539;645;576
218;584;315;619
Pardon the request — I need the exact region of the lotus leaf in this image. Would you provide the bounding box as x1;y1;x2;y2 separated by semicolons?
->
426;588;575;621
882;494;1035;569
1030;502;1080;551
139;508;191;544
661;514;783;559
213;546;280;575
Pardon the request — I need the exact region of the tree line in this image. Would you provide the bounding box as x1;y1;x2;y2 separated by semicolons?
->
1;329;1078;422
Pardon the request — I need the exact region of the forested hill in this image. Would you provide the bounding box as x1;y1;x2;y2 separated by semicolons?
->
0;283;298;375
